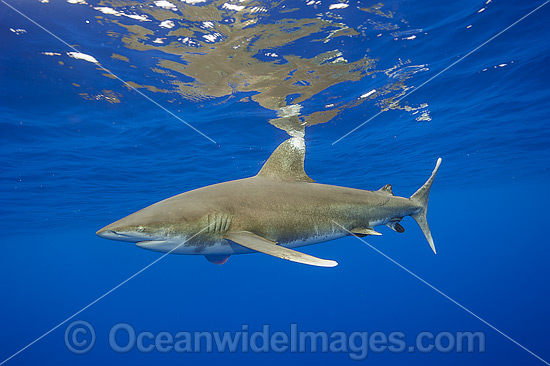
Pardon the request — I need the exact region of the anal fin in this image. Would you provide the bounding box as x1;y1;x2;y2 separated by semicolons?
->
224;231;337;267
386;221;405;233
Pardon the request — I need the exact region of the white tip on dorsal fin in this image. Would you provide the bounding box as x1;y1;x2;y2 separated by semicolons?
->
256;137;315;182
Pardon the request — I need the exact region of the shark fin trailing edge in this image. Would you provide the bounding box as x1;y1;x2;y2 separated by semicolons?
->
409;158;442;254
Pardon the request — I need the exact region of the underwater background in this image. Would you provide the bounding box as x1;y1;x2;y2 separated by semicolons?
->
1;0;549;364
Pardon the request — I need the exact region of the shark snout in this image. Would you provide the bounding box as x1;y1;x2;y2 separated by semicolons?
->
96;228;136;242
96;219;165;243
96;218;143;242
96;229;113;239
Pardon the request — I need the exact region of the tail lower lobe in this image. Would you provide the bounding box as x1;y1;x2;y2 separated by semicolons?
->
409;158;442;254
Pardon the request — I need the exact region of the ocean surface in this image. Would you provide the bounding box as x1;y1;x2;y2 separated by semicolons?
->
1;0;549;364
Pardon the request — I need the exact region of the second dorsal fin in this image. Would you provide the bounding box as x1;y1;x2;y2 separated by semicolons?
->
256;137;315;182
378;184;393;195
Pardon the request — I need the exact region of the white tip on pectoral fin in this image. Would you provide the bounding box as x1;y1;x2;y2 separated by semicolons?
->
224;231;338;267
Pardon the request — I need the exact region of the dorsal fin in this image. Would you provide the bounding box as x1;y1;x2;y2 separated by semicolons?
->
378;184;393;195
256;137;315;182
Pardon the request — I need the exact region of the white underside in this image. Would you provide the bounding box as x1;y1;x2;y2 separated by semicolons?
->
135;231;348;255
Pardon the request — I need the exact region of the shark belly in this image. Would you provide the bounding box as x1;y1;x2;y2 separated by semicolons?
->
135;224;350;255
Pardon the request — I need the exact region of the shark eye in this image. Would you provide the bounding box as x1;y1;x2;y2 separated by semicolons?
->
137;226;145;232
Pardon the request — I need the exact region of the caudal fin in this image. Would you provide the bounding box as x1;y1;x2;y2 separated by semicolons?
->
410;158;442;254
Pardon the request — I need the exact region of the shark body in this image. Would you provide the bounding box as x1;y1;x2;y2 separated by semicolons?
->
97;138;441;267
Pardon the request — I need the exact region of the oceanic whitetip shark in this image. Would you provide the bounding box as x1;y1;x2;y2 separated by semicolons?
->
97;138;441;267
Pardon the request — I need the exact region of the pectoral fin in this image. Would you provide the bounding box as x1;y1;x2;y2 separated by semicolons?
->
224;231;337;267
351;228;382;237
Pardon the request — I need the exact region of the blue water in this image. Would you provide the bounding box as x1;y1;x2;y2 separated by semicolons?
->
1;0;549;365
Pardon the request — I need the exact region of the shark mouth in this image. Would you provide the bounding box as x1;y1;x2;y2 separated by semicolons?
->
136;240;167;247
96;229;142;242
135;240;176;254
